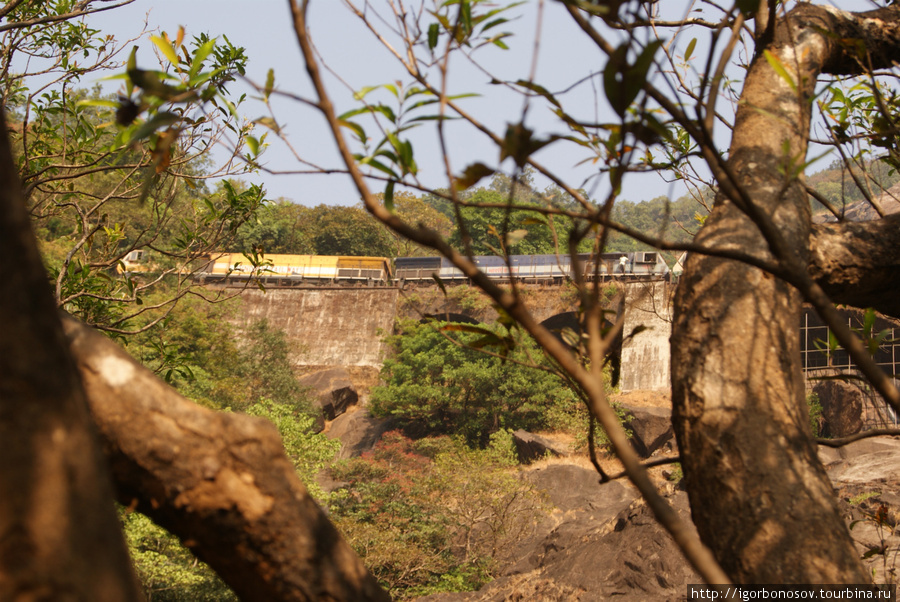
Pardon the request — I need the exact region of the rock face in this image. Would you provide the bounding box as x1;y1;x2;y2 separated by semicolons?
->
622;404;674;457
812;379;864;438
416;438;900;601
299;368;358;421
511;430;569;463
813;184;900;223
416;464;697;601
327;409;396;459
824;437;900;584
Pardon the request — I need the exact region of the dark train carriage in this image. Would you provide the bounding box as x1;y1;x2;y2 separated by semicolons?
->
394;251;669;284
394;256;441;281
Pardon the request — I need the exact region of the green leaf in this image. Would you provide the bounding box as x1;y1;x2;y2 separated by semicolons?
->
246;135;259;156
189;38;216;79
514;79;560;108
603;40;662;117
384;180;395;212
264;68;275;100
603;44;630;117
150;35;180;66
254;116;280;133
499;123;551;167
76;99;119;109
428;23;440;50
684;38;697;62
469;333;504;350
560;327;580;348
127;46;138;72
130;111;180;142
442;323;498;340
763;50;798;93
432;274;448;296
340;120;366;142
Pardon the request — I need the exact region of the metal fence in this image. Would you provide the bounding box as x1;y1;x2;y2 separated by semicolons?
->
801;307;900;428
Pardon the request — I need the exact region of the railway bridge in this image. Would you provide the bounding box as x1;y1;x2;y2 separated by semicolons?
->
226;276;900;408
229;280;674;394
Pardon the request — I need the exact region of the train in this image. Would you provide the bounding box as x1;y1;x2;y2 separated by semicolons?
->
195;253;394;286
394;252;670;284
191;251;669;286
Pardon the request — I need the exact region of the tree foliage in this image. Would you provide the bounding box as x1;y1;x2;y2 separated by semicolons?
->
371;319;580;446
5;1;266;335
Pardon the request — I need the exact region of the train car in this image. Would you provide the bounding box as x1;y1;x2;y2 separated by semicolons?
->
394;252;669;284
394;256;443;281
115;248;154;275
197;253;392;286
583;252;670;280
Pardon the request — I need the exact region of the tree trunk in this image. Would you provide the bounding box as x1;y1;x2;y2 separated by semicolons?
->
672;5;900;583
0;108;144;601
61;315;390;602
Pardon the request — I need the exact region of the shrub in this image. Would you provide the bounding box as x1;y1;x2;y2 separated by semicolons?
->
371;319;579;446
122;511;237;601
327;431;546;599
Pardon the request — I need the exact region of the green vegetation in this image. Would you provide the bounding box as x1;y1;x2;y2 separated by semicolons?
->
371;319;580;446
119;308;339;599
327;430;546;599
246;398;340;502
807;392;824;438
122;511;238;602
7;4;266;335
849;491;882;506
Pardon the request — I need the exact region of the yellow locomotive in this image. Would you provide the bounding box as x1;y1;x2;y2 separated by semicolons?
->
196;253;393;286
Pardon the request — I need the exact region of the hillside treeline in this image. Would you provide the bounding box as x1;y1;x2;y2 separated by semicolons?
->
230;172;709;263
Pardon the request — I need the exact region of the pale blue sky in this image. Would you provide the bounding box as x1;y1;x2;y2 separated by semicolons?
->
81;1;865;208
81;0;701;207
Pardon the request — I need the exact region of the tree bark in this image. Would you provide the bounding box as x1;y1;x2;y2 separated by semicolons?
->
810;214;900;320
672;4;900;583
0;108;144;600
61;315;390;602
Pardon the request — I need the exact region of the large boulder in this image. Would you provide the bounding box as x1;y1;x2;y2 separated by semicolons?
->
298;368;358;421
511;493;698;601
512;430;569;463
826;437;900;484
812;379;864;438
621;404;674;457
327;408;396;459
824;437;900;583
417;465;697;601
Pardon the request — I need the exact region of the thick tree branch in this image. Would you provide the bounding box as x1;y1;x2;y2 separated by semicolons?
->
809;214;900;320
0;106;143;600
61;315;390;602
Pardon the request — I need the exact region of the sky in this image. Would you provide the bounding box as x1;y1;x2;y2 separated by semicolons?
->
79;0;705;207
80;0;867;208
